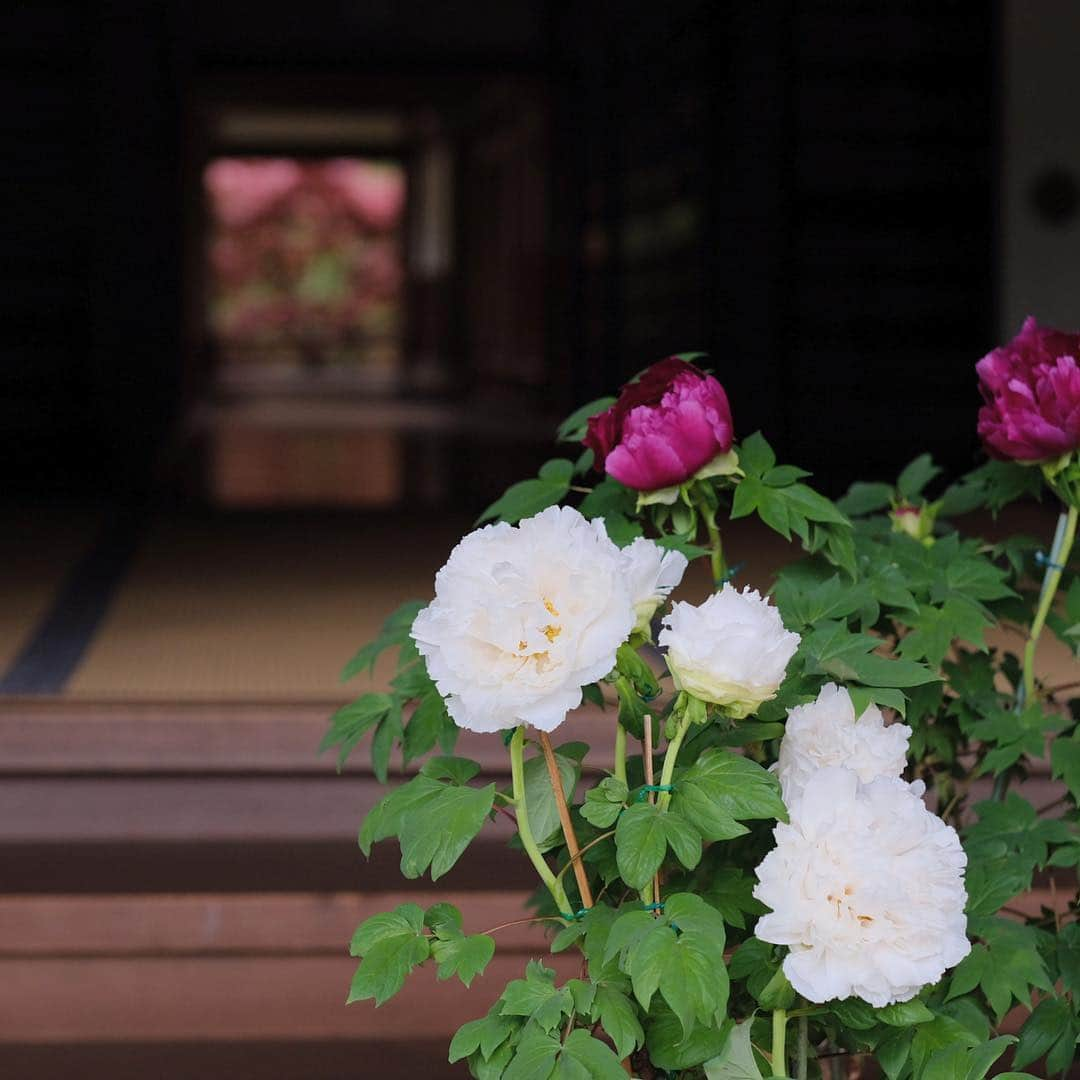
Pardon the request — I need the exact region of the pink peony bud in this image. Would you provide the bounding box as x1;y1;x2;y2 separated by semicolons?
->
584;358;734;491
976;317;1080;462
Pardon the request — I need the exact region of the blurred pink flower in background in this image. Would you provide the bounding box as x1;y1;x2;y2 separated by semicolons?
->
202;157;407;365
585;357;734;490
322;160;407;231
205;158;302;228
977;317;1080;462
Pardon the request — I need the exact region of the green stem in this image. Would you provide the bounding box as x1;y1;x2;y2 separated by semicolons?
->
614;721;628;787
1022;505;1077;705
702;504;727;588
797;1012;808;1080
772;1008;787;1078
509;726;572;915
656;711;693;812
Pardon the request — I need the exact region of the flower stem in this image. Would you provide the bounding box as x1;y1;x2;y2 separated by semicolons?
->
1022;506;1077;705
702;504;727;588
538;730;593;909
641;713;658;907
509;726;572;915
614;721;628;787
772;1008;787;1078
656;711;693;812
797;1012;808;1080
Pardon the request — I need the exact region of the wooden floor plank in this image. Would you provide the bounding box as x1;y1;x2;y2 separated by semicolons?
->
0;952;579;1042
0;891;549;957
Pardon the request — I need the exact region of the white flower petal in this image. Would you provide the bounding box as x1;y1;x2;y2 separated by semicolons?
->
658;584;800;716
774;683;911;807
411;506;636;733
754;767;969;1006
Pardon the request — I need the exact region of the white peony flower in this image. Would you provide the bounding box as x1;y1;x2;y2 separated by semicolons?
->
410;506;635;734
774;683;912;806
658;584;800;717
753;767;969;1007
619;537;688;635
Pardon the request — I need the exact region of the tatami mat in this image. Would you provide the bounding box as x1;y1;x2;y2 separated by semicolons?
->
4;503;1072;702
66;513;472;701
0;509;99;675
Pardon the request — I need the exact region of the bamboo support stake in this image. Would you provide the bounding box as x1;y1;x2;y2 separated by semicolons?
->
537;730;593;909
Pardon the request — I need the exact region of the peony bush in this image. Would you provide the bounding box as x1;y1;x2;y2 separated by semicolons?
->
323;334;1080;1078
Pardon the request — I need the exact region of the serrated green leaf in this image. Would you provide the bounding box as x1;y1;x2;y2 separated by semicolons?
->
499;961;573;1033
347;903;429;1005
615;803;701;888
431;932;495;987
670;748;787;842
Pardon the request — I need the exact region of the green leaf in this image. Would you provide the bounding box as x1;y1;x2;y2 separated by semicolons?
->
603;909;657;967
875;1028;913;1080
449;1006;517;1064
670;748;787;841
499;961;574;1033
398;781;496;880
559;1029;629;1079
1056;922;1080;995
359;772;494;880
737;432;776;476
430;933;494;987
704;1017;764;1080
477;459;574;524
614;803;701;888
801;620;938;688
875;999;935;1026
347;903;429;1005
557;397;616;443
703;866;767;929
1051;734;1080;803
838;481;895;517
319;693;395;770
369;700;403;783
1013;997;1073;1071
422;901;462;937
581;776;629;828
772;573;871;630
647;1001;730;1071
402;690;450;763
340;600;426;681
593;986;644;1059
503;1028;562;1080
629;921;727;1037
897;453;942;499
972;917;1054;1022
897;598;994;669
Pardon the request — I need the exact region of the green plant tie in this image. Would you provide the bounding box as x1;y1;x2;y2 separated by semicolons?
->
560;909;589;921
1035;550;1067;571
636;784;675;801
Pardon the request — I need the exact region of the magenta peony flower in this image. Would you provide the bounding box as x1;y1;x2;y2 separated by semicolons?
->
977;317;1080;462
584;358;734;490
